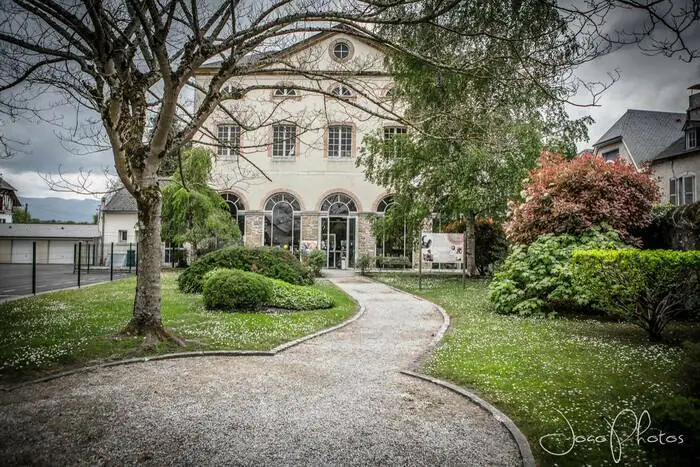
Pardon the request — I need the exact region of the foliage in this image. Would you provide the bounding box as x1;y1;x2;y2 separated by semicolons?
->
505;151;659;245
639;201;700;250
11;208;33;223
572;249;700;340
443;217;508;275
646;396;700;466
161;147;241;259
202;268;272;312
178;246;313;293
268;279;334;310
376;256;412;269
680;341;700;397
0;274;356;378
305;250;326;277
489;226;627;316
357;254;374;276
375;273;693;466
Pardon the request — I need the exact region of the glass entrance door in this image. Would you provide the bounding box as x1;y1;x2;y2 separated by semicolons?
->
321;216;356;268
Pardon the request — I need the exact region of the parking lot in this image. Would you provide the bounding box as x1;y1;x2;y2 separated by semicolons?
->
0;264;132;300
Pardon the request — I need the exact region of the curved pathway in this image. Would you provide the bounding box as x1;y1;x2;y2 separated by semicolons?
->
0;276;520;466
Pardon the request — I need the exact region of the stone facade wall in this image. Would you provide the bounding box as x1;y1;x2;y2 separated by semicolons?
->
357;214;376;256
244;213;264;247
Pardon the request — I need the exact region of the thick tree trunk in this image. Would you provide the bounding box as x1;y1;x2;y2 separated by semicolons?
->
122;185;184;346
464;215;477;276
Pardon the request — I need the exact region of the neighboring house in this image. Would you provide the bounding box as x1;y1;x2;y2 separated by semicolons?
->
0;176;22;224
98;185;180;266
593;84;700;206
0;223;99;264
193;26;403;268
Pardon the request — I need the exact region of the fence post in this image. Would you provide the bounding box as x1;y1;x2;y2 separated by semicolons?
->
32;241;36;295
72;243;77;274
135;241;139;276
77;242;82;288
110;242;114;281
86;243;91;274
128;242;132;274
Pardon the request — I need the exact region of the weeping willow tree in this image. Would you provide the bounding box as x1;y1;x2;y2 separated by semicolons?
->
161;147;240;260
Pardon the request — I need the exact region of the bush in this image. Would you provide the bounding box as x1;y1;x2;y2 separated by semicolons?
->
268;279;334;310
179;246;313;293
572;249;700;340
305;249;326;277
505;151;659;245
475;219;508;275
376;255;411;269
202;268;272;312
646;396;700;465
489;226;627;316
357;253;374;275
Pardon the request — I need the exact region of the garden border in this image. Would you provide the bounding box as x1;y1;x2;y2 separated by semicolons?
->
375;277;536;467
1;302;365;393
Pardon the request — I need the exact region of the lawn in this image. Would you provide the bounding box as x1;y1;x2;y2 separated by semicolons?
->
0;273;356;381
375;273;697;467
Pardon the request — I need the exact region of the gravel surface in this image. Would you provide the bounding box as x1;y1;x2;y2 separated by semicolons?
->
0;276;521;466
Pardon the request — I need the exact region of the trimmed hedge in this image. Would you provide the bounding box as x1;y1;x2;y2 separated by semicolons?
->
572;249;700;339
268;279;334;310
202;268;272;312
489;226;627;316
179;246;313;293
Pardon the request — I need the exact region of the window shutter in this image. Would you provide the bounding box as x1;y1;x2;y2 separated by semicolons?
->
685;176;695;204
669;178;677;205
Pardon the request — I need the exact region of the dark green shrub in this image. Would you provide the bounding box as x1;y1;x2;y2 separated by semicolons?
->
357;253;374;276
305;249;326;277
376;255;411;269
178;246;313;293
680;341;700;397
475;219;508;275
268;279;334;310
489;226;627;316
572;249;700;340
202;268;272;312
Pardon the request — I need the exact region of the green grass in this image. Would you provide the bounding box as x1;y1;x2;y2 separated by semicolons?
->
0;273;356;381
375;273;698;467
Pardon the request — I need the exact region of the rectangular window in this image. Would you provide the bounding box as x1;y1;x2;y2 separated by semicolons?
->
383;126;408;140
328;125;353;158
687;129;697;149
684;175;695;205
603;149;619;163
118;230;128;243
0;197;4;211
272;124;296;159
670;178;677;205
217;124;241;157
0;219;5;224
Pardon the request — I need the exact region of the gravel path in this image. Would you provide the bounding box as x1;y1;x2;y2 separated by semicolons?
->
0;276;521;466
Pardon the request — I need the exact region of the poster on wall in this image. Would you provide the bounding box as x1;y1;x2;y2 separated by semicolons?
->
420;232;463;264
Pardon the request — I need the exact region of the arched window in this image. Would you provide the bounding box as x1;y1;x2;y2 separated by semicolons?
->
330;85;353;99
221;193;246;237
377;195;395;214
273;88;297;97
263;192;301;253
320;192;357;216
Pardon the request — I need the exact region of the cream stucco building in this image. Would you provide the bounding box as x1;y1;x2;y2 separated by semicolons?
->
193;28;405;268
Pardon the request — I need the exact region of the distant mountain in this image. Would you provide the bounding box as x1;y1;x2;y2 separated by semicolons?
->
20;197;99;223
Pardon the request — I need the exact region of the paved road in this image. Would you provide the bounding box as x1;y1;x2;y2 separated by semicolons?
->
0;264;131;299
0;276;521;466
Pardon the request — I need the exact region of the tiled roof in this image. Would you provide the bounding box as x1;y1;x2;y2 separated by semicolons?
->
0;176;21;206
0;176;17;192
102;187;137;213
0;223;99;238
593;110;686;166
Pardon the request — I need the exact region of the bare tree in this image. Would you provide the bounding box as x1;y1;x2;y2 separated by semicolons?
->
0;1;696;345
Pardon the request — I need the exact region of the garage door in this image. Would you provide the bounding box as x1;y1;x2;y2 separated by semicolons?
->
48;240;76;264
11;240;33;263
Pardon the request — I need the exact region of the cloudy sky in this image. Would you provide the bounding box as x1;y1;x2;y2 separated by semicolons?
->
0;22;698;200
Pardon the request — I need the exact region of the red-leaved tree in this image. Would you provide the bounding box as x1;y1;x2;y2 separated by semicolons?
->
505;151;660;245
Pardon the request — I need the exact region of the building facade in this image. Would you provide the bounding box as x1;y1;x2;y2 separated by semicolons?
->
593;85;700;206
0;176;21;224
193;29;403;268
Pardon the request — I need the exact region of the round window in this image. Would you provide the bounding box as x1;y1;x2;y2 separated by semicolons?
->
333;41;350;60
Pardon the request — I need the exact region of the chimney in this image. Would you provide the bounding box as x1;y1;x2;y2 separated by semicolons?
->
689;84;700;121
